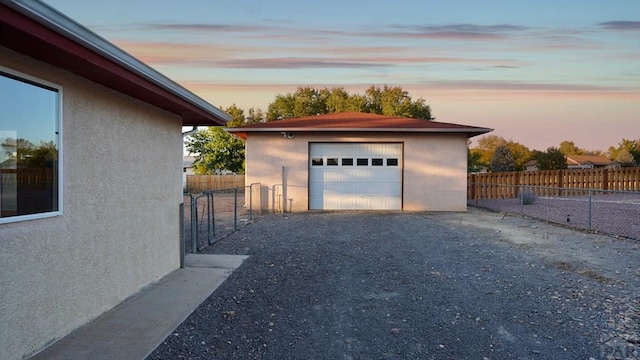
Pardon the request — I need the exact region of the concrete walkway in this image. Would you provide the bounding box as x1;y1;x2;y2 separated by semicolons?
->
29;254;248;360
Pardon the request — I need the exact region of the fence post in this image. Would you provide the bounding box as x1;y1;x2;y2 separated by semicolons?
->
179;203;185;268
248;184;253;221
191;197;197;254
208;192;215;245
588;189;592;231
234;187;238;230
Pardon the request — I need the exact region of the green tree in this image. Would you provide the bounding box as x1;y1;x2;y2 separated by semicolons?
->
266;85;431;121
559;140;584;155
186;127;245;174
535;147;567;170
490;145;515;172
608;139;639;165
364;85;431;119
473;135;507;167
615;148;636;166
245;107;265;124
224;104;246;127
468;147;483;173
471;135;530;171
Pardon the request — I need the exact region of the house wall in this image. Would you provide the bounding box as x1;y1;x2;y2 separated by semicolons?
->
244;132;468;212
0;47;183;360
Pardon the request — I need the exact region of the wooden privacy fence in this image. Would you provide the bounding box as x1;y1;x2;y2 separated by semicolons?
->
468;167;640;200
186;174;245;193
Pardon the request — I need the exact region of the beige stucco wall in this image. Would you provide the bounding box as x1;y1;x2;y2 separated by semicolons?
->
0;47;183;360
244;131;469;212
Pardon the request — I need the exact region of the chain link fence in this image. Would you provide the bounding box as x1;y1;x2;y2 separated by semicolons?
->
468;183;640;241
182;183;261;257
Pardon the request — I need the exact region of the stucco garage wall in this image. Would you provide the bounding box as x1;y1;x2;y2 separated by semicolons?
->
244;132;468;212
0;47;183;360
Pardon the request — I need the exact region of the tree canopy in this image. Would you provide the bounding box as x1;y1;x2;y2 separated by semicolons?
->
469;135;531;171
533;147;567;170
266;85;431;121
490;146;515;172
185;105;246;174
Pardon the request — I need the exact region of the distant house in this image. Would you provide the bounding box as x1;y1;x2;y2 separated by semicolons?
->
0;1;229;359
566;155;620;170
228;111;492;211
183;155;196;187
523;159;539;171
522;155;620;171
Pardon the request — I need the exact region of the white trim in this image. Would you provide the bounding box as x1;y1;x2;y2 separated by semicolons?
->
0;65;63;224
4;0;230;123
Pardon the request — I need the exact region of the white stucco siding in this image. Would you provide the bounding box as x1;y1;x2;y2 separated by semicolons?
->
0;47;183;360
244;132;469;212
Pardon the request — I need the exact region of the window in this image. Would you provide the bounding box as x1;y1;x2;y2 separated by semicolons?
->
387;158;398;166
341;158;353;166
357;158;368;166
311;158;323;166
0;69;61;223
327;158;338;166
372;158;383;166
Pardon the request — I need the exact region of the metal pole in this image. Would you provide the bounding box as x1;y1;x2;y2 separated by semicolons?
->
234;187;238;230
248;184;253;221
209;192;215;244
589;189;591;231
179;203;185;268
191;196;197;254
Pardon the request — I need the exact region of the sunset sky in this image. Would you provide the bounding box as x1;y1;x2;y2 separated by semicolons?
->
44;0;640;152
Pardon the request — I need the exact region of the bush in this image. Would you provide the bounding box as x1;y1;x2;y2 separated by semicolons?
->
519;190;537;205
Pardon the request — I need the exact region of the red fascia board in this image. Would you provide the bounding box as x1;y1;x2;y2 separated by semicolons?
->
0;4;223;126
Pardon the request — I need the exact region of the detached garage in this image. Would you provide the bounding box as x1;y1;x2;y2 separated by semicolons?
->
228;112;491;212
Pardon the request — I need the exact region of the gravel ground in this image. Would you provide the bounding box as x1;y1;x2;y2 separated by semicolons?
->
149;208;639;360
470;193;640;241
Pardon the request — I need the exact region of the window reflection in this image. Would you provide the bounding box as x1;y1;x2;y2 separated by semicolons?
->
0;71;59;220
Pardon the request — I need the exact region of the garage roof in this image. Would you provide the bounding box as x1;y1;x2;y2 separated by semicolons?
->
0;0;230;126
228;112;493;139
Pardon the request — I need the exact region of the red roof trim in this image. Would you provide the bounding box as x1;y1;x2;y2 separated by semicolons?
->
227;112;493;139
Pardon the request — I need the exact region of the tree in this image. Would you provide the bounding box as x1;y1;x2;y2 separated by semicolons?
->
490;146;515;172
534;147;567;170
245;107;264;125
615;148;636;166
266;85;431;121
468;147;483;173
364;85;431;119
186;127;245;174
559;140;584;155
224;104;246;127
608;138;639;165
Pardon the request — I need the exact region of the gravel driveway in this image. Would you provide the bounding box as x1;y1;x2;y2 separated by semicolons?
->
148;208;639;360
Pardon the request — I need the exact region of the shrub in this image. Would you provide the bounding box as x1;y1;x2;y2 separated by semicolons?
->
519;190;537;205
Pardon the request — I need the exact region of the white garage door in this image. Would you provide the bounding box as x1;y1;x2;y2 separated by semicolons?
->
309;143;402;210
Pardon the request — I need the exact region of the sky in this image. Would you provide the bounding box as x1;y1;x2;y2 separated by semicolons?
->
43;0;640;152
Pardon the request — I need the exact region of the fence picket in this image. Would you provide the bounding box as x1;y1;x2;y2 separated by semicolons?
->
186;174;245;193
468;168;640;200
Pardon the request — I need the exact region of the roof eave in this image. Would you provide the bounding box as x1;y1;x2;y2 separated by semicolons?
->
3;0;230;125
227;127;494;138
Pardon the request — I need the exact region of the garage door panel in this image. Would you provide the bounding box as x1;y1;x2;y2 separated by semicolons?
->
309;143;402;210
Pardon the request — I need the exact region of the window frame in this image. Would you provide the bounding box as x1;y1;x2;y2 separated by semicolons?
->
0;66;63;224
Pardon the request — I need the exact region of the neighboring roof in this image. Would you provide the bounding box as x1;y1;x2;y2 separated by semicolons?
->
227;112;493;139
0;0;229;126
566;155;615;166
523;160;538;167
